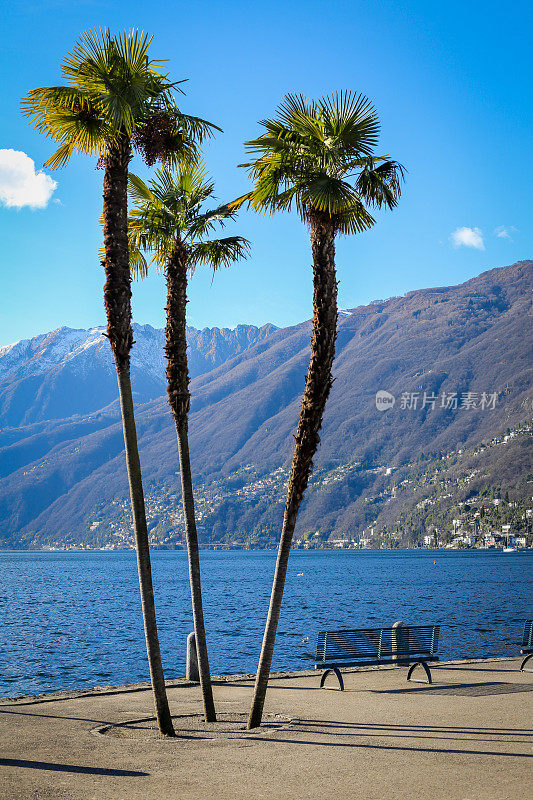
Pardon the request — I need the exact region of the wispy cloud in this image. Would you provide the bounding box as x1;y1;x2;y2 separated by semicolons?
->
450;226;485;250
495;225;517;241
0;149;57;209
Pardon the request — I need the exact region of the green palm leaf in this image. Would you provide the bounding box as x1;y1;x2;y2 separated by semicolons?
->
127;164;249;275
22;28;218;169
129;244;150;280
189;237;250;271
242;90;403;230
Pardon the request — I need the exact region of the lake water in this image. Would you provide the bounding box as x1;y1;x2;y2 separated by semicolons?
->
1;549;531;698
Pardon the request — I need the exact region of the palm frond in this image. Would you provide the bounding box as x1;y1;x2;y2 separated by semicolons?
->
129;244;150;279
174;112;222;141
128;204;175;257
299;176;358;215
355;158;405;209
335;203;376;235
128;173;156;204
189;237;250;271
242;90;404;232
22;85;116;164
23;28;214;169
186;201;240;239
44;141;77;169
127;164;249;278
226;192;252;210
60;29;165;135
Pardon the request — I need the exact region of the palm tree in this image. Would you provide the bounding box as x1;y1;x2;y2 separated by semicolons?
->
127;163;249;722
241;92;404;728
22;28;216;737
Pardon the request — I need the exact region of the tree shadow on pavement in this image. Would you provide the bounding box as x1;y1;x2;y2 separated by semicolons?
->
247;718;533;758
0;758;148;776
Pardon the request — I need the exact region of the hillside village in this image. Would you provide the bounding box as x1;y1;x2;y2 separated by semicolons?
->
39;419;533;552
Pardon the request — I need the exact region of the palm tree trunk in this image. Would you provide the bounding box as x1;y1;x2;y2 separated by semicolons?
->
165;244;217;723
115;367;175;735
247;210;338;729
103;134;174;737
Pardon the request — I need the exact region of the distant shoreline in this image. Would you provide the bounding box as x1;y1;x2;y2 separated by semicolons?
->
2;547;531;554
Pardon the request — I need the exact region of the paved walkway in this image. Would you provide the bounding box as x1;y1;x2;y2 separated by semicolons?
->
1;659;531;799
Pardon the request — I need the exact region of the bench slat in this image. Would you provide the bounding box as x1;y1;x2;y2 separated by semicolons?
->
522;620;533;651
319;656;440;669
315;625;440;665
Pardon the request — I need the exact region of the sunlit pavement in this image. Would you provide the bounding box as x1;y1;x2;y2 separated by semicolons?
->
1;658;531;800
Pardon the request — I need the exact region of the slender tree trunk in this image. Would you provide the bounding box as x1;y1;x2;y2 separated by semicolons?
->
247;210;338;729
165;244;217;723
102;134;174;737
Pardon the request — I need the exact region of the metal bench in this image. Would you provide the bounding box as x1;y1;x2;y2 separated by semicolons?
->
519;620;533;672
315;624;440;690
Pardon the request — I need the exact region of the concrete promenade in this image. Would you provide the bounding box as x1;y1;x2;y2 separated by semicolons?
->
1;658;531;800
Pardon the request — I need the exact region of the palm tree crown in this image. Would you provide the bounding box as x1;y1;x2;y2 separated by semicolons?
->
241;91;404;232
128;163;250;275
22;28;216;169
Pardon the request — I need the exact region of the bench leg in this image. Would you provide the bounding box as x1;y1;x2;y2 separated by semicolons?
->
520;653;533;672
407;660;432;684
320;668;344;691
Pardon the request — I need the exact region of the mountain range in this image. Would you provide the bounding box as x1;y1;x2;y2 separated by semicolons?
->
0;260;531;549
0;322;276;427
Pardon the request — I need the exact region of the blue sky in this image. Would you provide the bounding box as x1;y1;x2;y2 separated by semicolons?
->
1;0;531;346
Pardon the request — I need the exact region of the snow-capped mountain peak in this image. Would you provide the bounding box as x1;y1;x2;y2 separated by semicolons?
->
0;321;276;427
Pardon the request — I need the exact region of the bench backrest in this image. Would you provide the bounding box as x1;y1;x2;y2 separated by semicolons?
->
315;625;440;664
522;620;533;652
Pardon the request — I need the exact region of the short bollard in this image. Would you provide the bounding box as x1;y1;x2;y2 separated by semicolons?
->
186;631;199;682
392;620;409;664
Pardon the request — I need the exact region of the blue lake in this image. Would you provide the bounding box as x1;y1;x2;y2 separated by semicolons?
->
1;549;531;698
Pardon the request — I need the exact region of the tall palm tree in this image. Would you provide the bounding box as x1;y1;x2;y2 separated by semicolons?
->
22;28;216;737
127;163;249;722
241;92;404;728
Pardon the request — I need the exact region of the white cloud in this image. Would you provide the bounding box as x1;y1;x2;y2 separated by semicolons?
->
450;226;485;250
495;225;517;241
0;149;57;209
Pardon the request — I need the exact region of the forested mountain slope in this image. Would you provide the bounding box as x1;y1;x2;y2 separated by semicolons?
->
0;261;531;548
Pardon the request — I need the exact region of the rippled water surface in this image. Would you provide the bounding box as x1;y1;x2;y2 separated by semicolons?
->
1;549;531;698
